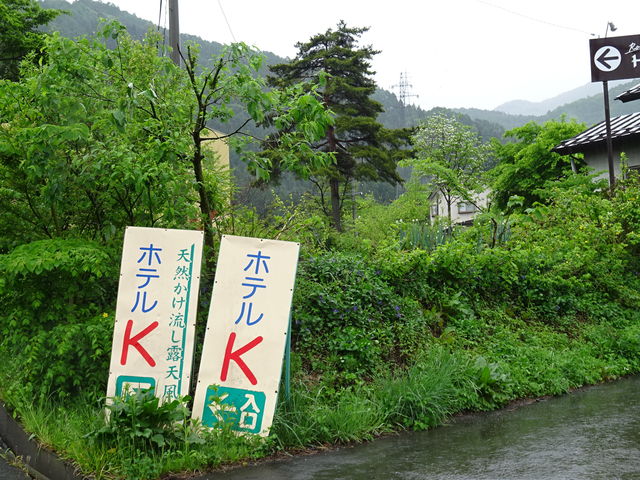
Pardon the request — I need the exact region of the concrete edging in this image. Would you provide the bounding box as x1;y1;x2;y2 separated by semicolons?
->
0;402;87;480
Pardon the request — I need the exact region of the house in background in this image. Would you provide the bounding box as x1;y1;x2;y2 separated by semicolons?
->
552;83;640;180
429;188;490;225
201;128;230;170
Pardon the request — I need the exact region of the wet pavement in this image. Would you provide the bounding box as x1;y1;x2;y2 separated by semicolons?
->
203;376;640;480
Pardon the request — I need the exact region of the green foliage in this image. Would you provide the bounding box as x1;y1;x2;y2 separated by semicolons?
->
0;21;333;263
0;0;60;80
272;345;469;446
490;118;587;211
611;174;640;256
10;392;268;480
375;346;468;429
179;37;333;266
0;239;116;401
272;383;387;446
292;251;430;386
10;313;112;404
87;390;215;479
375;180;640;329
0;239;115;333
346;180;431;248
423;107;505;143
401;113;490;223
2;70;640;480
0;26;199;248
90;390;199;451
398;222;453;251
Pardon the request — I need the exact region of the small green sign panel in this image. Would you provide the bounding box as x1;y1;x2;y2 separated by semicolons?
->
115;375;156;397
201;385;266;434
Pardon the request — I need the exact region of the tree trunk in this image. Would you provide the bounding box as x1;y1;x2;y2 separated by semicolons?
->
326;123;343;232
444;188;452;224
191;136;216;276
329;177;342;232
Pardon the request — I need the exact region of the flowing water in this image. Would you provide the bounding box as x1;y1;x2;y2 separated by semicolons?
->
202;376;640;479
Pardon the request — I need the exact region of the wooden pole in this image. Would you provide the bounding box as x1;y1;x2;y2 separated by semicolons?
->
169;0;180;66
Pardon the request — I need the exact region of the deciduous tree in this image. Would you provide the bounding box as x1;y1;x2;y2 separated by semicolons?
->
490;119;586;211
0;22;333;267
401;113;489;223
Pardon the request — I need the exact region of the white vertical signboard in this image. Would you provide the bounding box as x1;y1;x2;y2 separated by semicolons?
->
192;235;300;436
107;226;204;402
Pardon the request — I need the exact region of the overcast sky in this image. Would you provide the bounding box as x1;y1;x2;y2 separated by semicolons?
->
91;0;637;111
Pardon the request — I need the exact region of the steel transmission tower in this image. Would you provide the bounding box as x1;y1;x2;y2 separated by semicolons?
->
392;72;418;106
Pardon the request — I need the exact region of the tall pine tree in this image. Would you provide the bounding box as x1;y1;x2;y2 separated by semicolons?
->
267;21;410;231
0;0;59;81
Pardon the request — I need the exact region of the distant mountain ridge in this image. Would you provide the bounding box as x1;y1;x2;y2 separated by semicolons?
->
38;0;504;137
494;80;634;116
39;0;640;135
457;79;640;130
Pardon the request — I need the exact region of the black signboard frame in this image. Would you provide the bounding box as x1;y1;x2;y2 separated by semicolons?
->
590;34;640;82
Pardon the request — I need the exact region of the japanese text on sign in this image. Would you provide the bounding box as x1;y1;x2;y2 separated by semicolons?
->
106;227;204;404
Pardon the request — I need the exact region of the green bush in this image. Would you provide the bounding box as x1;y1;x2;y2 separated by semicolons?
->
292;251;430;384
0;238;116;333
9;313;113;403
0;238;117;400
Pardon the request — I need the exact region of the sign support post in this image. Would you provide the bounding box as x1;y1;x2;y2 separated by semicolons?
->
602;80;616;188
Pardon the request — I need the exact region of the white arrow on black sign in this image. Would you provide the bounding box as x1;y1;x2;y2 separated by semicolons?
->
594;46;622;72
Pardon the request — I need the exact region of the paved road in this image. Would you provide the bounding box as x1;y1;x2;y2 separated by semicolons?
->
0;451;30;479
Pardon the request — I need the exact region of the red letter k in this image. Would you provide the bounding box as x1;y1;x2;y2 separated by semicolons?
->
120;319;158;367
220;332;263;385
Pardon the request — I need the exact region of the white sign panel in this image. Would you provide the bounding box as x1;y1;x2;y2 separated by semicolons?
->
107;226;204;403
192;235;300;436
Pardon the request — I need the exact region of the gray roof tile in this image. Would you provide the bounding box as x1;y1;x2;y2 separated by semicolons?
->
552;112;640;154
615;83;640;103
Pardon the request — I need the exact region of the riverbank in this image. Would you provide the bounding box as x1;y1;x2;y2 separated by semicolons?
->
3;371;640;480
2;313;639;480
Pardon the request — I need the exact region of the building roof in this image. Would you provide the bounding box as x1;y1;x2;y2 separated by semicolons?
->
615;83;640;103
552;112;640;155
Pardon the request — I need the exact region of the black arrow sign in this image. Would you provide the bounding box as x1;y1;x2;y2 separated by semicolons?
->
596;48;620;70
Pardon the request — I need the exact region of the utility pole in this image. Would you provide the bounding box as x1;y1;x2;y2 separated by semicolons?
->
600;23;617;188
168;0;180;66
